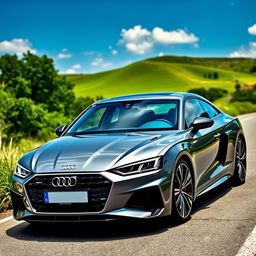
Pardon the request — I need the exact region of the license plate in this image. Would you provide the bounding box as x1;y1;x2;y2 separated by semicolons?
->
43;191;88;203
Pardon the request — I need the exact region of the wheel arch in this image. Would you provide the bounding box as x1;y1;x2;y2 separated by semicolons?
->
165;147;196;202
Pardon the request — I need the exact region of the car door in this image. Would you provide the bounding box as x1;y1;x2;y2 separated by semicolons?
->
184;98;221;194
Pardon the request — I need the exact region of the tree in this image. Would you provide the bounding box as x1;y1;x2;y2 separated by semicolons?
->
213;72;218;79
249;65;256;73
0;52;100;141
235;81;241;91
0;52;75;117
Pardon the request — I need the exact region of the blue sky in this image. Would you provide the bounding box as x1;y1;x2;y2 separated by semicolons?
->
0;0;256;73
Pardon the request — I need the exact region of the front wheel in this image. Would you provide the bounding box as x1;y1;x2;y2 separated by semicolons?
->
172;159;194;222
231;136;247;185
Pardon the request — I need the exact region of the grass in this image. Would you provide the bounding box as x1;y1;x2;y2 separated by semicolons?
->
148;55;256;74
0;135;43;212
215;95;256;116
65;59;256;99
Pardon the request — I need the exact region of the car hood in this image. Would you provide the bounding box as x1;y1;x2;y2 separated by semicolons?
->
19;132;183;173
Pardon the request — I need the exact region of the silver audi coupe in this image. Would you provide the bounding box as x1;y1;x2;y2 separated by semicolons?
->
11;92;246;223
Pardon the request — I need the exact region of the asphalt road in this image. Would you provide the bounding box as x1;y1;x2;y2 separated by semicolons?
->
1;113;256;256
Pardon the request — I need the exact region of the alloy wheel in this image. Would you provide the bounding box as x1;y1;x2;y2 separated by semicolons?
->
235;137;246;183
173;161;193;219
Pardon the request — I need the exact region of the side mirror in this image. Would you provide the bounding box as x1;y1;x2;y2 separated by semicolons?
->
55;125;68;137
191;117;214;133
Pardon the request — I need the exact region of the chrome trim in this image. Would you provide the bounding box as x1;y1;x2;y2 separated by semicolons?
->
51;176;77;187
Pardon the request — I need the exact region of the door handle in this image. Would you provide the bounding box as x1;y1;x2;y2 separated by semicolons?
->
214;133;221;139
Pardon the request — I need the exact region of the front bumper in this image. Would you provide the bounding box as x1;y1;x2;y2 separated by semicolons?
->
11;169;171;222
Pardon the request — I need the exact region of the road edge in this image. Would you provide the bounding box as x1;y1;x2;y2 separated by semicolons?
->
0;216;13;224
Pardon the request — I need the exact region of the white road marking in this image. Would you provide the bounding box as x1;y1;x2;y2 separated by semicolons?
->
236;224;256;256
0;215;13;224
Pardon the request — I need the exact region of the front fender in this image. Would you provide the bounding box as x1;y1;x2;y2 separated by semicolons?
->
160;141;195;216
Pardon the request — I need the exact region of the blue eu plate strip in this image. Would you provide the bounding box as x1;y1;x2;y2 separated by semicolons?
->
43;192;49;203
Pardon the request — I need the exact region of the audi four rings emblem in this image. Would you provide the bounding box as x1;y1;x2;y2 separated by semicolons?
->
51;176;77;187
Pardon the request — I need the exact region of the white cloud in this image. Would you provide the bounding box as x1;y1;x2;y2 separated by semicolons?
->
109;46;118;55
112;49;118;55
91;57;112;67
64;64;82;74
84;51;95;55
119;25;153;55
120;25;151;43
57;53;72;59
248;24;256;35
72;64;81;69
152;27;199;45
0;39;37;56
119;25;199;55
65;69;76;74
125;41;153;55
229;42;256;57
158;52;164;56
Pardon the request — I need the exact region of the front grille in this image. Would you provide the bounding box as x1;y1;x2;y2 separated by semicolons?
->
25;174;112;213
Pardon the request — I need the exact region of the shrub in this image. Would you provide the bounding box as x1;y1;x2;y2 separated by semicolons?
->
188;87;227;102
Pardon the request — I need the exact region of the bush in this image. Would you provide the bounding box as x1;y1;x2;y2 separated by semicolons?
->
187;87;228;102
232;89;256;104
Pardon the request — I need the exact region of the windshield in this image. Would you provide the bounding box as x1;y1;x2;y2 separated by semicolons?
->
67;99;179;134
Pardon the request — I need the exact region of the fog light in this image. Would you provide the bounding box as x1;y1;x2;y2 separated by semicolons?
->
13;181;24;194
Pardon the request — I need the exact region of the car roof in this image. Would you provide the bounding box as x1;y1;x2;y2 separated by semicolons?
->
96;92;200;104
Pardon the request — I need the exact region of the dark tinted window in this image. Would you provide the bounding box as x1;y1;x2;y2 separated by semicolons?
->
198;100;219;119
185;98;209;128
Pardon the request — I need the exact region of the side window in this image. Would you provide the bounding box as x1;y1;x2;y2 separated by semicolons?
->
198;100;219;119
185;99;205;129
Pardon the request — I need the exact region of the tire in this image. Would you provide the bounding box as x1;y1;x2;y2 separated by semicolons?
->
172;159;194;222
231;136;247;185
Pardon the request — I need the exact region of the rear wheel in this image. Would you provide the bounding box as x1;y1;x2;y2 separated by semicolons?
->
172;159;194;222
231;136;246;185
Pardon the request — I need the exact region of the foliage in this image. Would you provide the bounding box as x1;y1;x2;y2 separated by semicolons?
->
232;89;256;104
0;134;43;211
203;72;218;79
149;55;256;74
0;53;75;115
73;96;103;117
187;87;228;102
215;96;256;116
0;52;99;141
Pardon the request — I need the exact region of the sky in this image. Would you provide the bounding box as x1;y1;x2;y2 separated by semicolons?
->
0;0;256;74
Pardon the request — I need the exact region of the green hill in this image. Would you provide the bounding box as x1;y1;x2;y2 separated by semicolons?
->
148;55;256;74
65;56;256;98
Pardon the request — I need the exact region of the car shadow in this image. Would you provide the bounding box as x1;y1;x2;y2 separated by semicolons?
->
6;182;232;242
192;182;232;214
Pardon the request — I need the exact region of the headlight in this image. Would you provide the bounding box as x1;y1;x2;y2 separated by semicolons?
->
112;157;162;176
14;164;32;178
